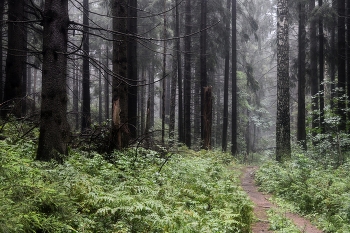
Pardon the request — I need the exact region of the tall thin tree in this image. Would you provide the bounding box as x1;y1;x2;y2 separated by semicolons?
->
81;0;91;131
276;0;291;161
200;0;208;149
222;0;231;152
310;0;319;138
0;0;4;104
338;0;346;130
176;0;184;143
127;0;138;138
319;0;325;133
184;0;192;148
297;0;306;149
231;0;237;155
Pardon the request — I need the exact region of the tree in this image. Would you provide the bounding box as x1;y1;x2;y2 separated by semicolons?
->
184;0;192;148
111;0;129;150
127;0;138;138
200;0;209;149
0;0;4;104
222;0;231;152
169;1;178;145
338;0;346;130
176;0;184;143
347;0;350;133
3;0;25;118
310;0;319;137
297;0;306;149
231;0;237;155
37;0;70;162
319;0;325;134
81;0;91;131
276;0;291;161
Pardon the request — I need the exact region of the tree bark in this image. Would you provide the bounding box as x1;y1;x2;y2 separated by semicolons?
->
276;0;291;161
81;0;91;131
3;0;25;118
297;0;306;149
37;0;70;162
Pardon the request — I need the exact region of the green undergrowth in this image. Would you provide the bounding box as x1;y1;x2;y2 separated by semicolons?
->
0;138;253;233
267;209;303;233
255;154;350;233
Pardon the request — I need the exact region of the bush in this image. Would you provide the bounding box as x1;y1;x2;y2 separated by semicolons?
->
255;154;350;232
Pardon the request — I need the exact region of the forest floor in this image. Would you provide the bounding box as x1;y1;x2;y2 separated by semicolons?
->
241;166;323;233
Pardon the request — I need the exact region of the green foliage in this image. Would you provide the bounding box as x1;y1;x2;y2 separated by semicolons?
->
267;209;302;233
256;154;350;232
0;139;253;233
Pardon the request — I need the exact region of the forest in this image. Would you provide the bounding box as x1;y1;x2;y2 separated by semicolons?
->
0;0;350;232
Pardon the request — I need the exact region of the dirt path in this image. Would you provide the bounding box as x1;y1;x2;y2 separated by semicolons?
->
241;166;323;233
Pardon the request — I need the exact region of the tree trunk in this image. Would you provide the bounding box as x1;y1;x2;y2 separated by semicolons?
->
231;0;237;155
203;86;212;150
200;0;208;148
310;0;319;138
338;0;346;130
127;0;138;139
347;0;350;133
297;0;306;149
330;1;336;110
0;0;4;104
184;0;192;148
111;0;129;150
3;0;25;118
276;0;291;161
105;46;110;120
149;63;155;128
37;0;70;162
161;2;167;145
98;48;102;124
176;0;184;143
81;0;91;131
169;3;177;146
73;59;79;131
139;68;144;134
222;0;231;152
319;0;324;134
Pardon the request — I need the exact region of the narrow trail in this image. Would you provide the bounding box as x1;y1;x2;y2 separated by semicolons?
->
241;166;323;233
